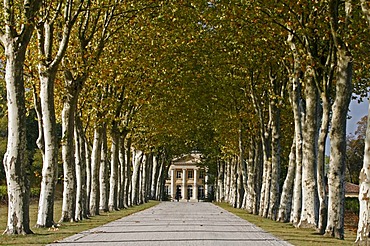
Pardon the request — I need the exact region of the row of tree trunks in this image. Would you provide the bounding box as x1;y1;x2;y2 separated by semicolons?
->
216;20;352;239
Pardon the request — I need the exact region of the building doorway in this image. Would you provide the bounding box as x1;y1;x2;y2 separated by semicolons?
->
198;185;205;200
187;185;193;200
176;185;182;201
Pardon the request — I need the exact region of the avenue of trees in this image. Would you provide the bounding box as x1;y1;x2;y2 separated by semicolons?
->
1;0;370;244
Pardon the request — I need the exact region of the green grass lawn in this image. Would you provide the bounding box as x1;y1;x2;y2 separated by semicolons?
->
0;199;160;246
215;202;357;246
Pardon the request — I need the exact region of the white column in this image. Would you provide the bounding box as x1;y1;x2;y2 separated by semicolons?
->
205;172;209;198
182;169;186;200
193;168;198;200
170;169;175;201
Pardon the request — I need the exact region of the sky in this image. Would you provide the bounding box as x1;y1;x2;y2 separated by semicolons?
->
325;96;369;156
347;97;369;135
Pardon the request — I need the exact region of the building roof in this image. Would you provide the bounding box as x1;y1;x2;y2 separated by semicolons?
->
345;182;359;195
171;153;202;165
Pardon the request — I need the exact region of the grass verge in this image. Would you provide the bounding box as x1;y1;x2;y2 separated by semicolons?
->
0;200;160;246
215;202;357;246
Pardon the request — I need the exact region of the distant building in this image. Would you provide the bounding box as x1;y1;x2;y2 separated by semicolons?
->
345;182;359;198
165;153;208;202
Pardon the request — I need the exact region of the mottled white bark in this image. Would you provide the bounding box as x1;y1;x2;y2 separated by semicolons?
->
89;124;103;216
36;1;83;227
36;70;58;228
108;127;119;211
245;140;257;213
131;150;143;205
85;138;92;215
299;68;318;229
356;102;370;244
317;91;330;233
124;138;132;207
155;157;164;200
60;76;80;223
278;140;296;222
356;2;370;243
1;0;40;233
150;156;159;199
74;116;87;221
269;78;281;220
217;160;225;202
99;125;108;212
287;34;303;226
118;134;127;209
325;49;352;240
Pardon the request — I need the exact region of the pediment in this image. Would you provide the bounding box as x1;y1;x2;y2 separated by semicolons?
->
172;153;202;165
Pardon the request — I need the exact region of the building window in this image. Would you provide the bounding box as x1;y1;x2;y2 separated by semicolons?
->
199;170;204;179
188;170;193;179
176;171;182;178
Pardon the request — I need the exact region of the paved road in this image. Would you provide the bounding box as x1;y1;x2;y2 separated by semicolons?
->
49;202;293;246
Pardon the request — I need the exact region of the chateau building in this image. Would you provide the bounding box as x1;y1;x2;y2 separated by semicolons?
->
165;153;208;201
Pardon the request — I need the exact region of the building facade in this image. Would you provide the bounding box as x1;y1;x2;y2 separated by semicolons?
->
165;153;208;201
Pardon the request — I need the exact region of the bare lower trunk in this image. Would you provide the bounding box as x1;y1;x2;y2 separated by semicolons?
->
124;138;132;207
74;116;87;221
85;139;91;215
287;34;303;226
2;41;33;235
99;125;108;212
118;134;127;209
217;160;225;202
278;140;296;222
60;80;78;223
325;48;352;239
356;2;370;243
269;103;281;220
356;102;370;244
89;124;102;216
131;150;143;205
108;126;119;211
317;94;330;233
299;68;318;229
150;156;159;199
36;70;58;228
245;139;257;213
155;158;164;200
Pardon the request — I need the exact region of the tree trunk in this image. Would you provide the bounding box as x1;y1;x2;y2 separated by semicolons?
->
36;69;58;228
74;116;87;221
151;155;159;199
269;95;281;220
356;2;370;243
356;103;370;244
99;124;109;212
278;139;296;222
299;67;318;229
155;157;164;200
317;93;330;233
131;150;143;205
59;78;79;223
238;121;249;209
118;134;127;209
108;125;119;211
89;124;102;216
325;49;352;239
245;139;257;213
287;33;303;226
85;137;91;215
2;37;33;235
217;160;225;202
124;138;132;207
